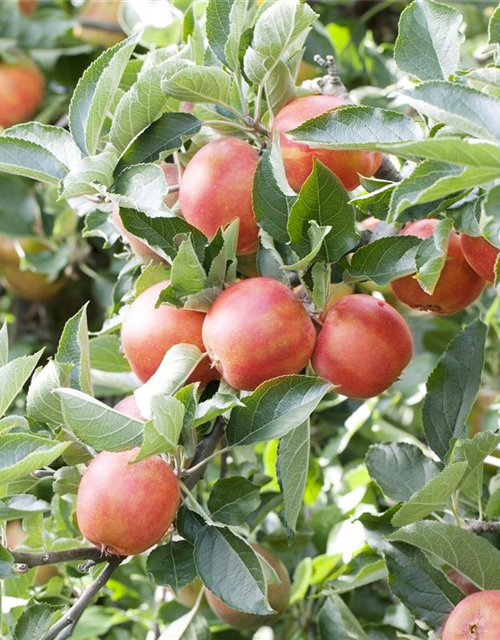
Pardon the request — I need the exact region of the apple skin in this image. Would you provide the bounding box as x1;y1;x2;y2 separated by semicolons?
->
273;95;382;192
0;60;44;129
202;278;317;391
206;544;291;630
74;0;125;48
442;591;500;640
312;294;413;399
179;137;260;255
0;236;65;302
121;282;219;385
114;395;144;421
18;0;38;15
112;164;179;264
76;448;180;556
461;235;499;283
390;220;486;315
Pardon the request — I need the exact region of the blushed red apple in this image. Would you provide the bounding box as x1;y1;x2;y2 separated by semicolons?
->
461;235;499;283
312;294;413;398
0;59;44;128
442;591;500;639
202;277;316;391
273;95;382;192
179;137;260;255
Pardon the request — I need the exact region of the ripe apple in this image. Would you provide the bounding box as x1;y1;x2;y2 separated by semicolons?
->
121;281;218;384
202;277;317;391
206;544;291;629
112;164;179;264
76;448;180;556
179;137;260;255
0;59;44;129
312;294;413;398
461;235;499;283
114;395;144;421
273;95;382;192
74;0;125;48
442;590;500;639
390;220;486;314
0;236;65;302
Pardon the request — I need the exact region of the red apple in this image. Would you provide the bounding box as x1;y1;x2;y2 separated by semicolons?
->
312;294;413;398
179;137;260;255
0;59;44;128
202;277;316;391
391;219;486;314
461;235;499;283
273;95;382;192
121;281;218;384
442;590;500;640
76;448;180;556
114;395;144;421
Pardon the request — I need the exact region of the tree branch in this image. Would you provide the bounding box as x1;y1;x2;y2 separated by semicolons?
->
182;417;226;490
11;546;113;570
466;520;500;534
78;18;124;34
43;557;123;640
375;156;402;182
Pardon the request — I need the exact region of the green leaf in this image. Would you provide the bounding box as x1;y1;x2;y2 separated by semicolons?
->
56;305;93;396
56;388;143;452
194;391;243;428
0;322;8;368
225;0;250;71
27;360;73;427
170;236;207;297
0;546;15;579
59;151;118;200
317;595;369;640
348;236;422;286
287;106;423;150
0;350;43;419
5;123;82;171
206;0;234;65
114;163;169;214
208;477;260;525
399;81;500;142
147;540;197;595
14;602;60;640
483;183;500;249
0;434;69;484
0;175;37;237
253;136;297;244
388;521;500;590
0;494;49;521
285;221;332;271
277;420;309;534
265;59;296;114
455;430;500;502
194;526;272;615
394;0;463;81
90;335;131;373
118;112;201;169
163;66;233;107
0;137;68;185
53;466;82;496
422;319;487;460
384;542;462;629
326;552;387;595
288;160;358;263
69;33;141;155
119;208;206;262
414;218;453;295
489;4;500;44
134;344;205;418
366;443;440;503
391;461;468;526
110;59;180;156
134;395;185;461
226;375;332;446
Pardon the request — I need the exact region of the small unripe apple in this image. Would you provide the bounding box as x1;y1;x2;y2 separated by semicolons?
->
179;137;260;255
76;448;180;556
202;278;316;391
74;0;125;48
175;578;204;608
121;281;218;384
390;220;486;314
0;59;44;128
0;236;65;302
206;544;291;629
273;95;382;192
312;294;413;398
114;395;144;421
112;164;179;264
442;590;500;639
461;234;499;283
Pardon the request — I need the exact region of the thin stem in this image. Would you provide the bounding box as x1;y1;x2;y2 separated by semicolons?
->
466;520;500;534
43;557;123;640
451;492;462;527
183;445;232;478
179;481;214;525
